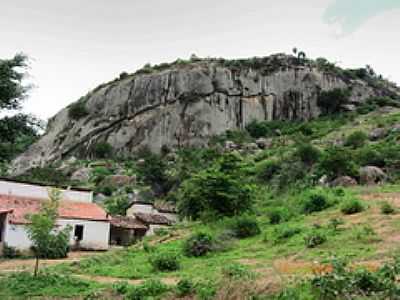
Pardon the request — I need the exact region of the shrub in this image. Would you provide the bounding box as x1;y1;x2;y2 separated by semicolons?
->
91;142;113;159
112;281;130;295
341;198;364;215
295;143;321;165
148;251;180;272
2;244;22;258
301;191;330;214
16;167;71;186
328;218;344;231
345;131;368;149
318;146;357;179
183;232;214;257
317;88;350;115
256;159;281;182
126;279;168;300
221;263;254;279
268;207;290;225
177;153;254;220
228;215;261;239
272;225;302;244
304;231;327;248
176;279;195;297
68;101;89;120
380;201;396;215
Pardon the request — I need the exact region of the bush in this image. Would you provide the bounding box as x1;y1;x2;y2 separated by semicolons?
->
112;281;130;295
380;201;396;215
268;207;290;225
301;190;330;214
317;88;350;115
221;263;254;279
176;279;195;297
68;101;89;120
272;225;302;244
345;131;368;149
183;232;214;257
304;231;327;248
2;244;22;258
228;215;261;238
318;146;357;179
295;143;321;165
177;153;254;220
148;251;180;272
91;142;113;159
126;279;168;300
341;198;364;215
256;159;281;182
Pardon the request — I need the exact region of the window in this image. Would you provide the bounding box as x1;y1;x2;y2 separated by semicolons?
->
74;225;84;241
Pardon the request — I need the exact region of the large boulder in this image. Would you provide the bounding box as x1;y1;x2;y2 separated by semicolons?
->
330;176;358;187
10;54;398;175
368;128;387;141
70;167;91;182
359;166;387;185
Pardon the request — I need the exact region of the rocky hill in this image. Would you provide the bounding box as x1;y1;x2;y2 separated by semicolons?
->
11;54;399;174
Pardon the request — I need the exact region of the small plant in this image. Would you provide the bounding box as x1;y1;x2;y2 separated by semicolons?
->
2;244;22;259
341;198;364;215
176;278;195;297
228;215;261;238
143;241;155;253
301;190;330;214
221;263;254;279
126;279;168;300
272;225;302;244
148;251;180;272
304;231;327;248
381;201;396;215
183;232;214;257
68;100;89;120
112;281;130;295
345;131;368;149
91;142;113;159
328;218;344;231
268;207;290;225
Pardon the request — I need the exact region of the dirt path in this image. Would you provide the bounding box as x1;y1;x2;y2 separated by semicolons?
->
75;274;179;286
0;251;102;273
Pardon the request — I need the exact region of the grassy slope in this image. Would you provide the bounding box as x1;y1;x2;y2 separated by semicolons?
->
2;108;400;298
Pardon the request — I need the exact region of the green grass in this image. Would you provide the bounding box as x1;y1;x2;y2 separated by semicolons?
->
0;271;103;299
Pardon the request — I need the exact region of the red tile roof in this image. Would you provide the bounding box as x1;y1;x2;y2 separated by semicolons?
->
0;195;109;224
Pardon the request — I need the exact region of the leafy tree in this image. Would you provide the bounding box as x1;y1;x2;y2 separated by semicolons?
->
25;189;72;276
317;88;350;115
177;153;255;220
0;53;29;110
103;192;130;215
318;146;357;179
0;54;42;161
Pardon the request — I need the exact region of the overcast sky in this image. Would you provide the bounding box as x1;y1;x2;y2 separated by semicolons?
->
1;0;399;120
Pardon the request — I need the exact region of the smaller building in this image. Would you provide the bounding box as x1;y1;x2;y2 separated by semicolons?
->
0;195;110;253
110;216;148;246
133;212;172;236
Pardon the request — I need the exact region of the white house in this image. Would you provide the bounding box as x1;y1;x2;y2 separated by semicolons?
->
0;179;110;254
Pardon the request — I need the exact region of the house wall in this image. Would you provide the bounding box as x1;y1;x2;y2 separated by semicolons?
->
4;219;110;251
0;180;93;203
58;219;110;250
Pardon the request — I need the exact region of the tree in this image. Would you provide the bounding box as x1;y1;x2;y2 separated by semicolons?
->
104;192;131;215
317;88;350;115
0;53;29;110
25;189;71;276
177;153;255;220
0;54;43;162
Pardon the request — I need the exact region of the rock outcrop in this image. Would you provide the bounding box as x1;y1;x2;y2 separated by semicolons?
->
11;54;399;174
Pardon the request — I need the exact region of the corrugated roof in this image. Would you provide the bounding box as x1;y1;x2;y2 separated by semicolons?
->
110;216;148;230
0;195;109;224
134;212;171;225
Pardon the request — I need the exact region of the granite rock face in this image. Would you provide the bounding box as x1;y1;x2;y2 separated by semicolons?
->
11;55;398;174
